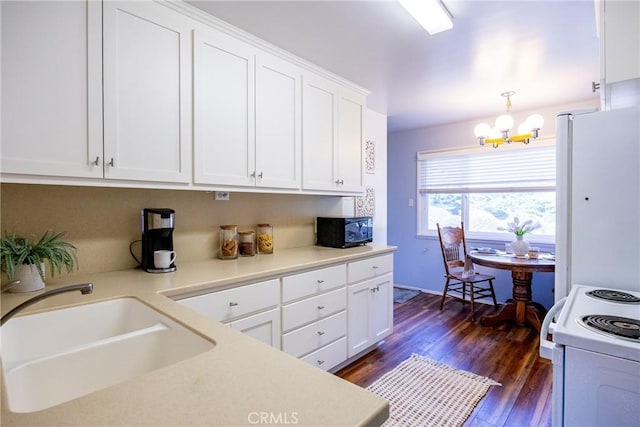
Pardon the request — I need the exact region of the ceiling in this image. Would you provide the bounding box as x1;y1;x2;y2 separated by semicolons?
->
185;0;601;133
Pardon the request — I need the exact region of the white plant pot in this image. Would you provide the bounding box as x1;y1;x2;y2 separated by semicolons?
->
10;263;46;293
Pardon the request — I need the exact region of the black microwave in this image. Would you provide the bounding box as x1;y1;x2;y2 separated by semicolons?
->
316;216;373;248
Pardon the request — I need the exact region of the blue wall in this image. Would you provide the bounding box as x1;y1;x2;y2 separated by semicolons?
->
384;106;585;310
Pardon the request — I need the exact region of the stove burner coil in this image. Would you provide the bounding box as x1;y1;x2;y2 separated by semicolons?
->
585;289;640;304
579;315;640;342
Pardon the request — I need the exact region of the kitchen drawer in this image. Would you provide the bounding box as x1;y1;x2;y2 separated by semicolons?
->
348;254;393;283
282;311;346;358
282;287;346;332
177;278;279;323
282;264;346;302
300;336;347;372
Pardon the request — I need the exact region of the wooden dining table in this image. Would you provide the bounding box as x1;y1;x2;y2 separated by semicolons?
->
469;251;555;331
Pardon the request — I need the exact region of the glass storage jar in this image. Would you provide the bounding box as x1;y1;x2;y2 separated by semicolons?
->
257;224;273;254
219;225;238;259
238;230;255;257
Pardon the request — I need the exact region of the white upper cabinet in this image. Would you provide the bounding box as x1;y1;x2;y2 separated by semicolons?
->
103;1;192;183
600;0;640;85
1;0;102;178
337;88;365;192
302;73;365;193
193;28;255;186
302;73;339;192
193;38;301;191
1;0;366;194
255;53;302;190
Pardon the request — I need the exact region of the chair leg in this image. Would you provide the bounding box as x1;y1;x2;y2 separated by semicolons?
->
489;279;498;311
461;282;467;306
440;278;450;311
469;282;476;322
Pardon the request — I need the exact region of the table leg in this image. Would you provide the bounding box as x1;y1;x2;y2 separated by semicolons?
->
480;270;546;331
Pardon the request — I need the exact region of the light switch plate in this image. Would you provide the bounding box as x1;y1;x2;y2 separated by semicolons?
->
214;191;230;201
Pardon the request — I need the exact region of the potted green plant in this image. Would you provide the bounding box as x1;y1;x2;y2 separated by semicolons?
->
0;231;77;293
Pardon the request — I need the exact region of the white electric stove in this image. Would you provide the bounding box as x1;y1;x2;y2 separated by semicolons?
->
541;284;640;426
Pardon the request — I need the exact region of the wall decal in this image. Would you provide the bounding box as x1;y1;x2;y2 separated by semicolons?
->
355;187;375;217
365;140;375;174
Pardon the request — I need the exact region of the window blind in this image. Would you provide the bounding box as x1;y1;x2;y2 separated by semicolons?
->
418;144;556;193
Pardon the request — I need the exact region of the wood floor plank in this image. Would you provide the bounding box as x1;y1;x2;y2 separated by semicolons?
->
335;291;552;427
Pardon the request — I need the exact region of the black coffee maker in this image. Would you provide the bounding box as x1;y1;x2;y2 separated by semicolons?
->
141;208;176;273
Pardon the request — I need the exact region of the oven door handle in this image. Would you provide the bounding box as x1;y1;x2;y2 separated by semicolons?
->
539;296;567;360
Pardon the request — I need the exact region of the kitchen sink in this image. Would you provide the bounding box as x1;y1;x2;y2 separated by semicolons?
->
0;297;215;413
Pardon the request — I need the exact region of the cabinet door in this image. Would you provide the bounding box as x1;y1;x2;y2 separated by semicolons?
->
336;88;365;192
103;1;191;183
255;53;301;190
347;279;373;357
370;274;394;342
347;272;393;357
302;72;338;191
193;28;255;187
227;308;281;349
1;0;102;178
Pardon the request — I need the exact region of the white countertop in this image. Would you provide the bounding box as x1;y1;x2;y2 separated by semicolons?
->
1;245;395;426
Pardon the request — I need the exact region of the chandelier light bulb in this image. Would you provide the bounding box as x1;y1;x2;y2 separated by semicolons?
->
517;122;531;135
495;114;514;132
526;114;544;130
474;122;491;138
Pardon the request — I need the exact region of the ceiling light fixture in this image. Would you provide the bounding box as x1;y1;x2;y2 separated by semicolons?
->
399;0;453;35
474;91;544;148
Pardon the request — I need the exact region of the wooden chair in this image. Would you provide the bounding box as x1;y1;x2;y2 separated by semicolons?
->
436;222;498;321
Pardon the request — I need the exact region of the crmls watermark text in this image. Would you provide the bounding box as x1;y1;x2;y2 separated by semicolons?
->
247;411;299;425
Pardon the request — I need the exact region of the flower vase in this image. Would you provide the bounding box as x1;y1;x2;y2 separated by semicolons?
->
511;236;530;257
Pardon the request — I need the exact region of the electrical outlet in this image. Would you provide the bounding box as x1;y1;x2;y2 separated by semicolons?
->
408;198;414;207
214;191;230;201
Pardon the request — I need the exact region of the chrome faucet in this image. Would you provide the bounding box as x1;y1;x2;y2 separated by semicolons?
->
1;280;21;293
1;283;93;326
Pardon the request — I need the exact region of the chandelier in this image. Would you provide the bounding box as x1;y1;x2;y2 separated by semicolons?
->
474;91;544;148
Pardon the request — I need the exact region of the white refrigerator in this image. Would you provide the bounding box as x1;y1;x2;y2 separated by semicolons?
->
541;105;640;426
554;105;640;302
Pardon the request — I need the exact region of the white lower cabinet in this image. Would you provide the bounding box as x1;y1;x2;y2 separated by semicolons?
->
280;264;349;371
282;311;346;359
347;272;394;358
301;337;348;372
225;307;280;349
174;254;393;368
175;278;280;350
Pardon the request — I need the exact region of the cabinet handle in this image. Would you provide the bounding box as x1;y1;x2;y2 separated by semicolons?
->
339;179;344;185
317;279;325;284
92;156;100;166
335;179;340;185
317;331;325;336
317;305;325;310
258;172;263;179
370;287;376;293
107;157;114;167
229;302;239;307
317;360;325;365
250;171;256;178
372;265;379;269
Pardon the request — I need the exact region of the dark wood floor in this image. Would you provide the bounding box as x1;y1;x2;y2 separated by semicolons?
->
335;291;552;427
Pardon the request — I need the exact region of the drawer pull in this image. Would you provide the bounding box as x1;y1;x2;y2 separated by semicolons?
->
372;265;379;269
317;305;325;310
317;331;325;336
317;360;325;365
229;302;239;307
317;279;325;284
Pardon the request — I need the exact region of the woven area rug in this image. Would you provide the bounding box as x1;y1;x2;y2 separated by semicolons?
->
367;354;501;427
393;287;421;304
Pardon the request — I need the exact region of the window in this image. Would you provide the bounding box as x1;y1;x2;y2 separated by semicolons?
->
417;142;556;243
